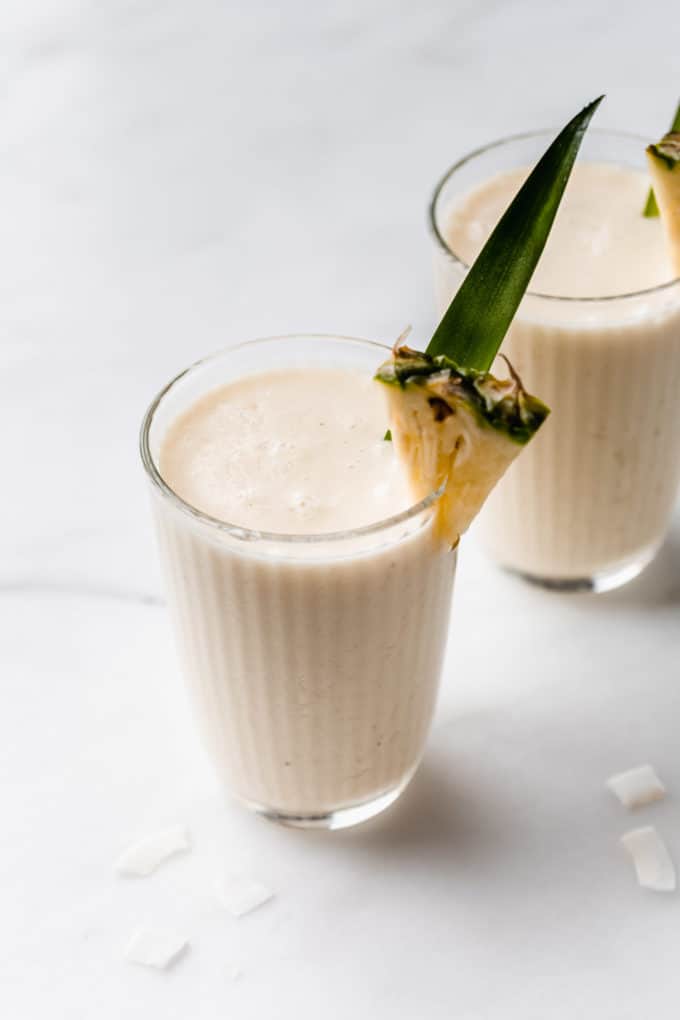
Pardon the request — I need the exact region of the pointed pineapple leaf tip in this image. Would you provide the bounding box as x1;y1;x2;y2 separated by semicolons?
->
643;189;660;218
426;96;603;372
393;325;413;352
673;100;680;133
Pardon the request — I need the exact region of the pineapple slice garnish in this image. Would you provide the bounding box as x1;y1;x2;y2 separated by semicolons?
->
373;100;601;545
646;132;680;276
376;346;549;546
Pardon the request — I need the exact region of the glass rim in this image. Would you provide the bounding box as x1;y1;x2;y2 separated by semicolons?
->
429;127;680;304
139;334;444;545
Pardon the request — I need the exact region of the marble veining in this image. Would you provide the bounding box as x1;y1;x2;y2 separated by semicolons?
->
0;578;164;605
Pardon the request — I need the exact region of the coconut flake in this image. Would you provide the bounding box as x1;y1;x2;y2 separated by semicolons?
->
115;825;191;877
124;927;189;969
621;826;676;892
215;876;274;917
606;765;666;810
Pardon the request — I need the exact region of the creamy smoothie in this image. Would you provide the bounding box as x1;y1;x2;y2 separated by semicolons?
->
160;368;412;533
143;337;457;827
433;149;680;586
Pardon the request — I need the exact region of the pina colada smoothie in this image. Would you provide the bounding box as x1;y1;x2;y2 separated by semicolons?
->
434;151;680;587
142;103;596;824
160;368;412;533
144;338;457;827
446;164;672;297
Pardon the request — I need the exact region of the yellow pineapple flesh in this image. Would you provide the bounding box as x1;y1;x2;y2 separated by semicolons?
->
376;347;550;545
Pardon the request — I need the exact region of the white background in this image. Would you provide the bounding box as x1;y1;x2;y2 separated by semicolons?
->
3;1;680;1017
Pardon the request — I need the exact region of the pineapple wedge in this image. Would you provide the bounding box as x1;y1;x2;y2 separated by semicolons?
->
646;132;680;276
375;346;549;545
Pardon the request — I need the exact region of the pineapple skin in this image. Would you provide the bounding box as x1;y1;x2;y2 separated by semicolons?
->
647;132;680;277
376;347;549;544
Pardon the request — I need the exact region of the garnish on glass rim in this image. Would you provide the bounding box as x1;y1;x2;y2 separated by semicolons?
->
376;97;603;543
646;130;680;276
643;101;680;218
427;96;603;371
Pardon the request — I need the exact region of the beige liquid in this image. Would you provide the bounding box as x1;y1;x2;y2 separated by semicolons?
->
160;368;412;533
154;363;456;819
436;162;680;581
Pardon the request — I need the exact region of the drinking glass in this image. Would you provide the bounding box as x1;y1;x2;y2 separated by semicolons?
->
141;335;457;828
430;131;680;591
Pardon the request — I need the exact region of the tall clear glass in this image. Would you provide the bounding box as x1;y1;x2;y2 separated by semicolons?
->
431;131;680;592
140;336;457;829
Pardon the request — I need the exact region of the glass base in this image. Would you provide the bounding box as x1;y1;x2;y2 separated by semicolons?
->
507;543;660;594
239;775;412;831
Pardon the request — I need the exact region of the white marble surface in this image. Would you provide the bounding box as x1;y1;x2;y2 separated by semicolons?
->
3;1;680;1017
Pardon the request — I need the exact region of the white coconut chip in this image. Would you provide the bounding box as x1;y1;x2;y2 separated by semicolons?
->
115;825;191;877
606;765;666;810
124;927;189;970
215;876;274;917
621;826;676;892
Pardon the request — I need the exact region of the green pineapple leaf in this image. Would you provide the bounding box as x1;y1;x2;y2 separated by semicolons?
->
427;97;603;371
